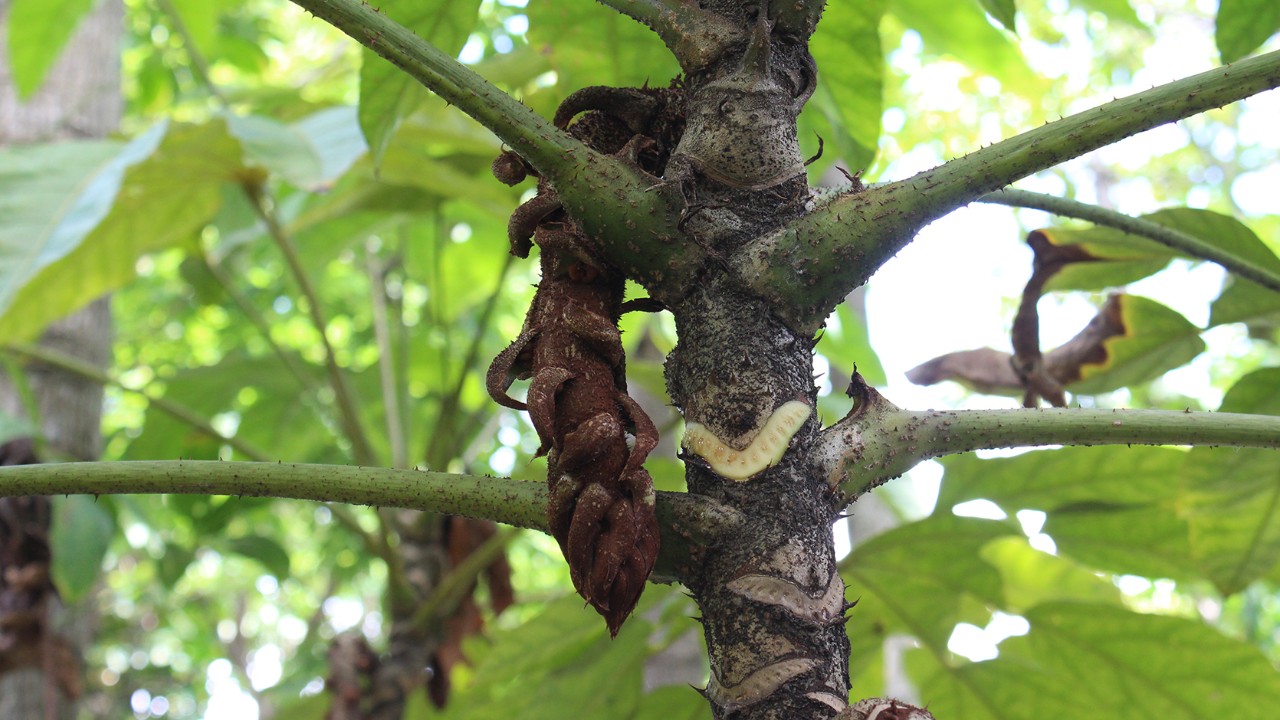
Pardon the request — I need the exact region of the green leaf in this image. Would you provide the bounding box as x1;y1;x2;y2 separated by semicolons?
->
525;1;681;91
975;0;1017;32
1045;502;1200;581
1069;0;1145;29
1180;368;1280;594
633;686;712;720
157;541;196;588
292;107;370;184
940;449;1205;581
358;0;482;167
0;137;133;320
1070;295;1205;394
1037;226;1176;292
226;108;367;189
226;534;292;579
980;537;1121;612
0;120;250;343
1210;277;1280;330
1042;208;1280;292
168;0;219;62
50;494;115;603
817;300;887;388
914;602;1280;719
440;591;656;720
888;0;1044;94
938;446;1187;511
844;515;1014;647
805;0;885;173
1216;0;1280;63
5;0;97;98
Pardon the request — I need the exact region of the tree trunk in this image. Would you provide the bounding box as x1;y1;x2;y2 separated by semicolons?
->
657;8;850;718
0;0;122;717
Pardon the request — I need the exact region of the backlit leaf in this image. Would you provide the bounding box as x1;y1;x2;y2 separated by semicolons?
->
50;495;114;603
358;0;483;166
6;0;96;98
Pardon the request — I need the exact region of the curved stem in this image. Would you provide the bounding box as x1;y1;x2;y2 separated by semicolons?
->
286;0;695;299
155;0;231;107
1;343;272;462
244;183;378;465
980;188;1280;293
412;526;518;631
816;384;1280;503
201;249;321;396
740;49;1280;333
327;502;394;565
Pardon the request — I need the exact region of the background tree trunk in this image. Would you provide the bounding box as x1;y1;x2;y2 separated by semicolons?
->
0;0;122;716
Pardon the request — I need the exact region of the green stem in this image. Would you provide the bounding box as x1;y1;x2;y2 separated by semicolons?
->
244;184;377;465
425;254;515;469
819;387;1280;502
740;49;1280;333
0;460;543;527
412;526;518;631
326;503;394;566
366;244;407;468
201;250;319;396
0;461;742;568
155;0;231;107
1;343;271;462
284;0;695;300
980;188;1280;293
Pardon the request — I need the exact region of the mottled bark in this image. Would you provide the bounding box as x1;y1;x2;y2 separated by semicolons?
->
656;6;850;717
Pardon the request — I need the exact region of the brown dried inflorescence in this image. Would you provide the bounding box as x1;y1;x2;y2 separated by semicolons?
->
487;84;684;635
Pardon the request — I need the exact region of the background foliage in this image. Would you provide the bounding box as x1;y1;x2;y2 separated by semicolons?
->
2;0;1278;718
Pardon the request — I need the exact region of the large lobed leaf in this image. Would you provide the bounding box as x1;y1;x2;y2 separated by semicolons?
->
935;368;1280;591
913;602;1280;720
0;109;371;345
1180;368;1280;595
805;1;886;174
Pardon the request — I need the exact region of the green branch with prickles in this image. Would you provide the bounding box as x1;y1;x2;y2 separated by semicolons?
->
815;383;1280;504
0;461;742;577
286;0;697;301
739;49;1280;333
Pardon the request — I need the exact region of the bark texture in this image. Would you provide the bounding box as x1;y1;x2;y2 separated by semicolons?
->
651;5;852;718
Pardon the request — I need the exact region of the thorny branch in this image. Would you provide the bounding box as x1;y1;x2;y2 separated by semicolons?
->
736;49;1280;333
815;377;1280;504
